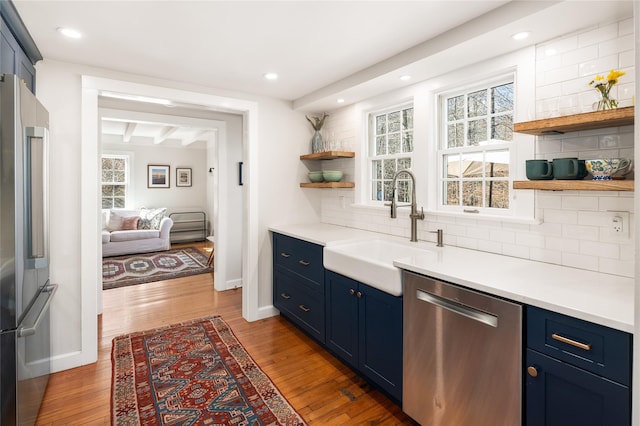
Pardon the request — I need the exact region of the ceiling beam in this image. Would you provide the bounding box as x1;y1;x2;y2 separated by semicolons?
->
154;126;179;144
182;130;212;146
123;122;136;142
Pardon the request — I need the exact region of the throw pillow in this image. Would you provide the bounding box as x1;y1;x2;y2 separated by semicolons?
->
120;216;139;230
106;211;124;232
138;207;167;230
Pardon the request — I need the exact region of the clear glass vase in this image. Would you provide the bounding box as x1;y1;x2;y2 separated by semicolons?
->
593;95;618;111
311;130;323;153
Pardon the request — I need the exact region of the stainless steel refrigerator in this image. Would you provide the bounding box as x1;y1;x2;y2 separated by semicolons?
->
0;74;56;426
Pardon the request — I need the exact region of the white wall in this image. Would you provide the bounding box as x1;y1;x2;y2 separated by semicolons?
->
319;17;635;279
35;58;320;371
102;142;208;211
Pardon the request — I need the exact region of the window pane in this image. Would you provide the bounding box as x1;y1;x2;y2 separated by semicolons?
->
376;136;386;155
388;111;401;132
397;180;411;203
383;181;394;202
491;115;513;141
468;119;487;146
388;133;401;154
486;181;509;208
113;158;126;170
468;89;487;117
372;160;383;179
383;159;396;180
113;171;125;183
376;115;386;135
402;131;413;153
461;153;483;178
102;158;113;170
102;198;113;209
372;181;382;201
445;181;459;205
444;154;460;178
113;185;126;196
485;150;509;177
463;181;483;207
102;170;113;182
398;157;411;171
402;108;413;130
102;185;114;197
113;197;126;208
492;83;513;113
447;123;464;148
447;95;464;121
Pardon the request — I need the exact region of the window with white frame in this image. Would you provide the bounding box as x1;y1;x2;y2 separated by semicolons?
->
101;154;129;208
439;77;513;212
369;105;414;203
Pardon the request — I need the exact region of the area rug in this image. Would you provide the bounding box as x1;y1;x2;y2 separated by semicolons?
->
111;316;306;426
103;247;213;290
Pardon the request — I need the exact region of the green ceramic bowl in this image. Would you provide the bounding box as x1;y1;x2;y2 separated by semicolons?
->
308;171;324;182
322;170;343;182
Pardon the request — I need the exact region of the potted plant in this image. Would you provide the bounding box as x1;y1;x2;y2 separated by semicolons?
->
305;113;329;153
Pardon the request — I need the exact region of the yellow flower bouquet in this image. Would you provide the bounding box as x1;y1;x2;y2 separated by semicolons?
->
589;69;625;111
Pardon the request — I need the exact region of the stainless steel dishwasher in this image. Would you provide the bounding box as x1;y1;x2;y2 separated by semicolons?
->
403;271;522;426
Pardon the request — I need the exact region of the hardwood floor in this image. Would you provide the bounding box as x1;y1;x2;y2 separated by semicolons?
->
35;244;416;425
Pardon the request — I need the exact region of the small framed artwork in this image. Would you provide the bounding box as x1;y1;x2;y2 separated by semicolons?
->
148;165;170;188
176;167;192;187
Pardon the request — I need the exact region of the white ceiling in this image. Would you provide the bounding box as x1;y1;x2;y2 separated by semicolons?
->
12;0;634;143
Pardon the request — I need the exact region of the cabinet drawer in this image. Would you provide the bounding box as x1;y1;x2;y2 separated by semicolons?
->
527;306;631;385
273;233;324;286
274;269;324;343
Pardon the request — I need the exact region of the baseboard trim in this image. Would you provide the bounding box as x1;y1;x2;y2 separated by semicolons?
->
219;278;242;291
50;350;85;373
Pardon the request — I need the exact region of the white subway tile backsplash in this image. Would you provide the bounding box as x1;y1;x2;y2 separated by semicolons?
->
318;16;634;278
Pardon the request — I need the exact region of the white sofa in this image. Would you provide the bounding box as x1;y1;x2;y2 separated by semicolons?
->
102;208;174;257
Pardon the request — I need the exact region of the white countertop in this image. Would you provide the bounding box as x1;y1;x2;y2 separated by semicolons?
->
269;223;634;333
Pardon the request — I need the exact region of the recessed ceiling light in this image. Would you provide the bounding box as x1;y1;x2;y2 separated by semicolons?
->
263;73;278;80
337;98;345;104
512;31;530;41
399;75;411;81
57;27;82;39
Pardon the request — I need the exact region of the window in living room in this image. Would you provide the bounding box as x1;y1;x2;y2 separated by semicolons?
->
101;154;129;208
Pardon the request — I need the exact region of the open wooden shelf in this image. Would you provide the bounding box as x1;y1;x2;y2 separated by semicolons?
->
300;151;355;160
514;106;634;135
300;182;355;189
513;180;633;191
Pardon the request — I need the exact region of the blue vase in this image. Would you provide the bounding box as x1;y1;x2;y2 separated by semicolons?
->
311;130;323;153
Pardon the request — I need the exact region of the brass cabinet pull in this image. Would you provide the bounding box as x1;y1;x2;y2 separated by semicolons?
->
527;366;538;377
552;333;592;351
280;252;291;258
280;293;291;300
298;305;310;312
349;288;355;296
356;291;363;298
299;260;310;266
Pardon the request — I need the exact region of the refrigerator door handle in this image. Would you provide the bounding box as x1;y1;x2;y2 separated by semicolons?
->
17;283;57;338
416;288;498;328
25;126;49;260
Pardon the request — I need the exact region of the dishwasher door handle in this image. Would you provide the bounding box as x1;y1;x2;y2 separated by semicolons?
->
416;288;498;328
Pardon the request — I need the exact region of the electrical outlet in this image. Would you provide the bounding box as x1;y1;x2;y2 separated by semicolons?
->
607;211;629;239
611;216;623;233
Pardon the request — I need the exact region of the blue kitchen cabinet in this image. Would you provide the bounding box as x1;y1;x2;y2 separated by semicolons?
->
272;233;325;343
0;1;40;93
325;270;403;402
525;306;631;426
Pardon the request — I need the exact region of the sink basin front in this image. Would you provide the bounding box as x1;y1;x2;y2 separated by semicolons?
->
323;238;437;296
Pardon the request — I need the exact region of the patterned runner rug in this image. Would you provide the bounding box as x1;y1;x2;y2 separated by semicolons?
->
103;247;213;290
111;316;306;426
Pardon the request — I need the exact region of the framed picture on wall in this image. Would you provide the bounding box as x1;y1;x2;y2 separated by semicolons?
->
176;167;192;187
148;165;170;188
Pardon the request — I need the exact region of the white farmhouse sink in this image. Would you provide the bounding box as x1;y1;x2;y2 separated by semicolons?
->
323;238;439;296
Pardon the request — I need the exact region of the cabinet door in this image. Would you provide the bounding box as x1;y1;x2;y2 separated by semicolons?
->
358;282;402;402
526;349;629;426
325;271;358;369
0;19;35;93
